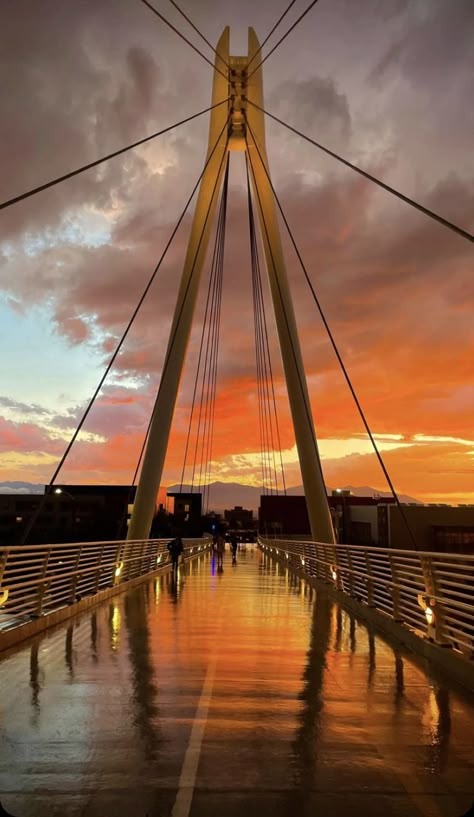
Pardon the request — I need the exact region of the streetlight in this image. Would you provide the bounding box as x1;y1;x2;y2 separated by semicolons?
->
54;488;77;540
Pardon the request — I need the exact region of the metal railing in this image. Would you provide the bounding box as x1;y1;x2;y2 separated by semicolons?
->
259;538;474;657
0;537;210;624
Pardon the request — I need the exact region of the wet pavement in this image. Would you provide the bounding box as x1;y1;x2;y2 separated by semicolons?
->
1;546;473;817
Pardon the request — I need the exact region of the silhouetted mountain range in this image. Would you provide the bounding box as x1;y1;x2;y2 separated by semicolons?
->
0;481;44;494
0;480;420;509
165;481;420;511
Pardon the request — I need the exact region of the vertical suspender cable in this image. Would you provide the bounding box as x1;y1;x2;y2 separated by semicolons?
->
245;116;419;550
246;155;287;496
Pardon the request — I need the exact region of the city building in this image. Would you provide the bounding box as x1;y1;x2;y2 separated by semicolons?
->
0;485;137;544
224;505;254;528
259;493;474;552
166;491;203;536
379;503;474;552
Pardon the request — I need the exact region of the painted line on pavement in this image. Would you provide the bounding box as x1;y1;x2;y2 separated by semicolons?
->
171;653;218;817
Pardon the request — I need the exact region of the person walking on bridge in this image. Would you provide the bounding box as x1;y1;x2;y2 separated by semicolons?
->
215;534;225;569
230;533;238;563
167;536;184;572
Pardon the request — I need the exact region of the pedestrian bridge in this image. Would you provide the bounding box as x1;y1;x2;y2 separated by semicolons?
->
1;541;473;817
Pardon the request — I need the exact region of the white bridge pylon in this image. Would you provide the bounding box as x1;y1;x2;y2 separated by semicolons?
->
127;27;336;545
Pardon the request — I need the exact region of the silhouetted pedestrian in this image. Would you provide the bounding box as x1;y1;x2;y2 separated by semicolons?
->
231;533;238;563
167;536;184;571
215;535;225;568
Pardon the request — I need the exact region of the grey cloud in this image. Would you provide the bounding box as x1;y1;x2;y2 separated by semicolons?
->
268;76;351;146
369;0;474;86
0;396;50;415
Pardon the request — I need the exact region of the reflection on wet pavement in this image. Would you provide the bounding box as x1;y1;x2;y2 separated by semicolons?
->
0;547;473;817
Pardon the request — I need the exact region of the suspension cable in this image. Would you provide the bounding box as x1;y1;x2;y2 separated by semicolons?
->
137;137;229;527
201;188;227;513
189;198;223;494
245;118;419;549
21;116;230;545
246;155;287;495
195;161;229;511
123;152;229;534
253;237;272;494
247;0;321;80
247;0;298;71
138;0;228;80
167;0;229;67
179;157;228;495
246;101;473;243
0;99;229;212
245;138;336;531
178;193;222;492
250;180;277;493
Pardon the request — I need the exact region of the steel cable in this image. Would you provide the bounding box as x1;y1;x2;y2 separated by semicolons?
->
167;0;229;67
180;158;228;498
198;162;229;511
246;101;473;243
0;99;229;211
247;0;298;71
138;0;228;80
246;155;287;495
21;115;230;544
245;117;419;549
247;0;321;80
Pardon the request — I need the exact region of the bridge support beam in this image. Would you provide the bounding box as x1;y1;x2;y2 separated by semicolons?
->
245;29;335;544
128;27;335;545
127;29;230;541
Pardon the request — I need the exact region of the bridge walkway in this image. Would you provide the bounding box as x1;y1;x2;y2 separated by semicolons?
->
1;546;473;817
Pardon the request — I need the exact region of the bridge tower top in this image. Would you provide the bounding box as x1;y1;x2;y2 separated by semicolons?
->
127;26;336;547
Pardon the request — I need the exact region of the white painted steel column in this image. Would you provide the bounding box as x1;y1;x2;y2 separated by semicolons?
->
127;29;230;541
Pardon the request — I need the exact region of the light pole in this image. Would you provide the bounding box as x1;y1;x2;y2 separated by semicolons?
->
54;488;77;541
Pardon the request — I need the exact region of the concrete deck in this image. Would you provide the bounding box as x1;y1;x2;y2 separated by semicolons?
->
1;547;473;817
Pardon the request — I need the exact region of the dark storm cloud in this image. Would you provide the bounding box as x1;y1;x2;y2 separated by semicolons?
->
269;76;351;144
1;0;473;498
369;0;474;85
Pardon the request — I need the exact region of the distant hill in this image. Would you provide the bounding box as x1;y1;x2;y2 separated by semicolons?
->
166;481;420;511
0;480;420;507
0;481;44;494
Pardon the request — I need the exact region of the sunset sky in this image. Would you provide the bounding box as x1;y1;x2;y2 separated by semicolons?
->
0;0;473;505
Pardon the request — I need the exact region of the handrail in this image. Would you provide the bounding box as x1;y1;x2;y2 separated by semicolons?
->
259;537;474;657
0;536;211;623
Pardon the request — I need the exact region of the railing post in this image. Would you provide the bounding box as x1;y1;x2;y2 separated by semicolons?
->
94;544;105;593
0;549;8;586
420;555;449;646
35;548;52;617
314;544;323;580
365;551;375;607
114;541;124;585
346;547;355;597
69;544;83;603
308;540;317;577
389;554;402;621
139;538;149;575
326;544;339;587
0;549;10;609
